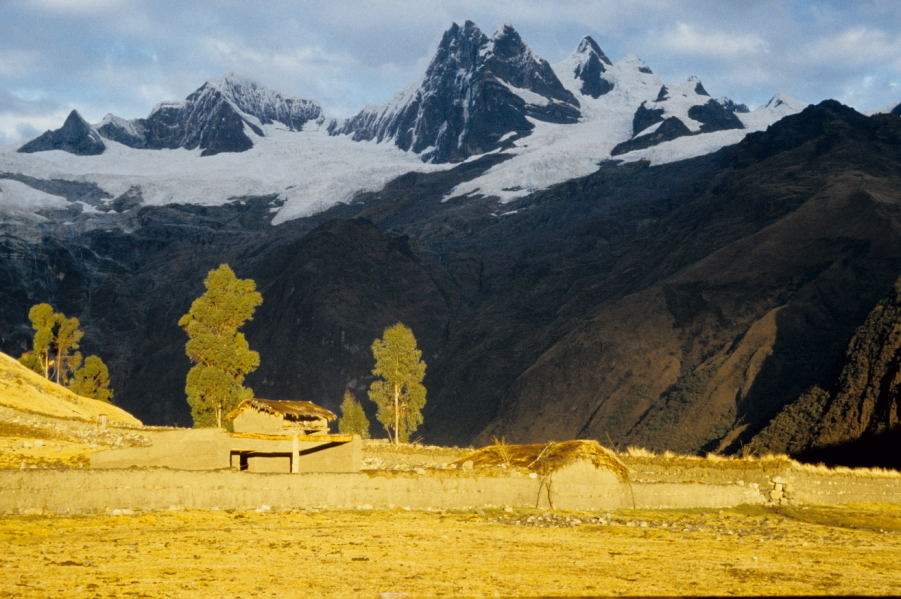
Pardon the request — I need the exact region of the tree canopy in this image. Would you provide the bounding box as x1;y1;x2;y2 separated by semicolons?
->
338;389;370;439
19;303;113;402
179;264;262;428
68;355;113;402
368;322;426;444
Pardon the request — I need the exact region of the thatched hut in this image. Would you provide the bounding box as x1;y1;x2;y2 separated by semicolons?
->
228;399;336;435
453;439;629;480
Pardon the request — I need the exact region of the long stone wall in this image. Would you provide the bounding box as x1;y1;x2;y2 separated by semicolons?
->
1;462;897;516
0;465;764;515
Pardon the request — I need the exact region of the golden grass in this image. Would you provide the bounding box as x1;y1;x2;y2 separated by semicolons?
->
454;439;629;480
0;352;140;426
0;505;899;597
620;443;901;478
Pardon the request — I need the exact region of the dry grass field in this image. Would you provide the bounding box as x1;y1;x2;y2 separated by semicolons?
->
2;351;900;596
1;504;899;597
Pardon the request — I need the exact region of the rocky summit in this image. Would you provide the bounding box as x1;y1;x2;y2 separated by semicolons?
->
332;21;581;163
18;110;106;156
95;73;322;156
1;21;899;468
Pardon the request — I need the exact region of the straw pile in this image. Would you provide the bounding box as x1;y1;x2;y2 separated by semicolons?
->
453;439;629;480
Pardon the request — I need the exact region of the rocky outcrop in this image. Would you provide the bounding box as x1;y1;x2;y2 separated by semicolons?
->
18;110;105;155
612;117;692;154
562;36;614;99
333;21;580;163
613;79;744;155
749;277;899;461
98;74;322;156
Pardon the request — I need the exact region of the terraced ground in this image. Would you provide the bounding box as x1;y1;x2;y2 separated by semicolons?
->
1;504;899;597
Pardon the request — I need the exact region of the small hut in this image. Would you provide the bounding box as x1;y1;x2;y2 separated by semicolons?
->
228;399;336;435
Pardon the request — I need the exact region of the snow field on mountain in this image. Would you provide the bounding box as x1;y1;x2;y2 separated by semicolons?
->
0;122;442;224
0;178;69;220
1;20;807;225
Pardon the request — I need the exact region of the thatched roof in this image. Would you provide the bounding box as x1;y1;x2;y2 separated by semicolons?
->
227;399;336;422
453;439;629;480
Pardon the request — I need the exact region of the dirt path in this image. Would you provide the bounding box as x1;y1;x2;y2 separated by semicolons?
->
1;505;898;597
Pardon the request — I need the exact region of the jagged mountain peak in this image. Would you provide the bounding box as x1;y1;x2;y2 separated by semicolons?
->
334;19;579;163
657;76;709;101
18;108;106;155
203;72;323;129
765;93;804;111
559;34;616;99
491;22;527;49
62;109;91;129
209;70;256;89
575;35;612;66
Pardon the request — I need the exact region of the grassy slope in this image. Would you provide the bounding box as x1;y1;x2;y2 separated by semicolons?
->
0;352;141;425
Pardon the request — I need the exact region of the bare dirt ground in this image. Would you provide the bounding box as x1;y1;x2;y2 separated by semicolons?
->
0;504;899;597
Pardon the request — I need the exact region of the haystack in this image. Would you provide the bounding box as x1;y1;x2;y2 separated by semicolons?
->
454;439;629;480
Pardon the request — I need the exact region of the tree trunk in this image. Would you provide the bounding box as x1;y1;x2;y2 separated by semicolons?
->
393;383;400;445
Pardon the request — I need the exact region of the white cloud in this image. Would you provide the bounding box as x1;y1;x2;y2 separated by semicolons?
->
27;0;128;13
0;50;43;76
0;110;71;148
803;26;901;69
656;22;769;58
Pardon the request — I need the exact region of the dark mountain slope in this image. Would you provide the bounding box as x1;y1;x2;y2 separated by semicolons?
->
469;102;901;454
1;102;898;468
748;276;899;467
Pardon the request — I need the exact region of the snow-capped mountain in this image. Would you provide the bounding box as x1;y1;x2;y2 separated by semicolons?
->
18;110;106;156
611;76;745;155
95;73;322;156
557;35;615;99
331;21;581;163
4;20;807;224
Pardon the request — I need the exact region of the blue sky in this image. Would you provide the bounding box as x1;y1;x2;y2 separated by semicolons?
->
2;0;899;146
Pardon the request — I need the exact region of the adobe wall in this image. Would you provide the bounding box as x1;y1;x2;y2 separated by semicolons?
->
783;470;901;505
630;481;766;509
0;469;561;514
0;466;765;515
1;463;896;516
91;429;361;473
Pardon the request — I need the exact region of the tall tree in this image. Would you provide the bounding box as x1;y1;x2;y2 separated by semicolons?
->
179;264;262;428
53;315;83;385
368;323;427;444
20;303;83;384
338;389;371;439
23;303;55;377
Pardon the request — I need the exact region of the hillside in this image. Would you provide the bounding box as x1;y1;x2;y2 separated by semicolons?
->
0;352;140;425
0;352;144;468
748;277;900;468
